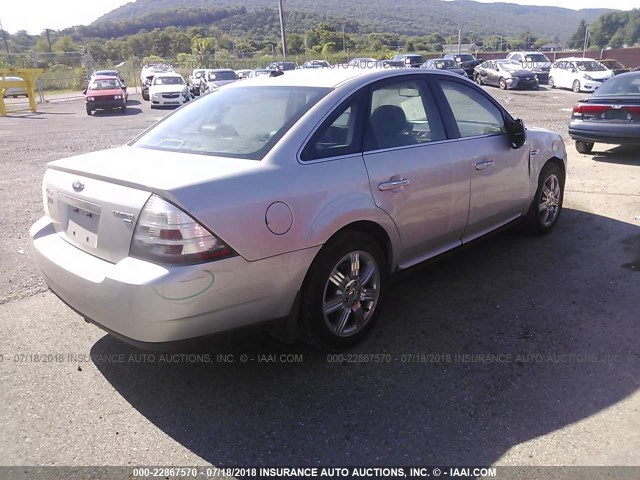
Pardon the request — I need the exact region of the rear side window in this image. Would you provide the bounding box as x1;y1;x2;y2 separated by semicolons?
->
301;96;364;161
439;80;506;138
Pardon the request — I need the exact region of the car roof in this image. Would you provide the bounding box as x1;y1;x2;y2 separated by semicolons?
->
155;72;183;77
560;57;599;62
227;67;460;89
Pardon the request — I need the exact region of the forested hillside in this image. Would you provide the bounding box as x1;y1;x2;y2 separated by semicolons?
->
93;0;610;39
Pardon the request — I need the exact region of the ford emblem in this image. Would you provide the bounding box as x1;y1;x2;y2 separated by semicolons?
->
72;181;84;192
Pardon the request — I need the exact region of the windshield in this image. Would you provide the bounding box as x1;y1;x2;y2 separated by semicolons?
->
208;71;237;81
133;86;330;160
498;60;523;70
153;76;185;85
592;74;640;97
456;54;475;62
194;70;205;78
95;70;119;77
524;54;550;63
435;60;457;69
576;61;607;72
89;79;122;90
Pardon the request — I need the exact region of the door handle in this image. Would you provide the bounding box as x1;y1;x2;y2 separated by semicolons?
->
474;160;495;170
378;178;410;191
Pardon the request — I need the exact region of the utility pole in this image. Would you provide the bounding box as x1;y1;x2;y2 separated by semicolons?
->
457;29;461;54
278;0;287;60
342;23;346;53
45;29;52;52
582;24;590;57
0;18;10;54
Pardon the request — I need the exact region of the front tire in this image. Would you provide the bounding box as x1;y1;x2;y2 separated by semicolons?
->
575;140;594;154
548;76;555;88
499;77;508;90
300;232;388;350
142;91;149;101
572;79;581;93
86;106;92;116
524;162;565;235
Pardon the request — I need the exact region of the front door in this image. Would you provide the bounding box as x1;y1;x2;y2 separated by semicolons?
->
362;78;470;267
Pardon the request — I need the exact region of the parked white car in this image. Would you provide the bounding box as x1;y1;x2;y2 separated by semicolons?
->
148;73;190;108
1;76;27;97
549;57;614;93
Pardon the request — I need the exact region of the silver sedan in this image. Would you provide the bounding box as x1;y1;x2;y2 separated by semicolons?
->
30;68;567;349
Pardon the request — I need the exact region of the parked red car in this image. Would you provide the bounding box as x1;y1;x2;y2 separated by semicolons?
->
84;75;127;116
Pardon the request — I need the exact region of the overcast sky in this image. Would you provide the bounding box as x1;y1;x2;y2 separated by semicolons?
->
1;0;638;34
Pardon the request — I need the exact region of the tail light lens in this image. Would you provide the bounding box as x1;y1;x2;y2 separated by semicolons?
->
130;195;236;265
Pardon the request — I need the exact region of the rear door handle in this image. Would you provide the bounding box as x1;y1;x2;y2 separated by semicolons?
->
474;160;495;170
378;178;410;191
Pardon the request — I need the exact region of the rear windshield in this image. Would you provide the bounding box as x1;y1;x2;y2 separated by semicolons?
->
89;79;122;90
592;74;640;97
456;54;476;62
575;61;607;72
153;76;185;85
133;86;331;160
434;60;457;69
208;71;237;81
524;54;549;63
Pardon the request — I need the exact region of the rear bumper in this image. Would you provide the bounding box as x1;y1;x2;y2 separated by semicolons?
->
87;99;123;110
30;216;318;345
569;121;640;145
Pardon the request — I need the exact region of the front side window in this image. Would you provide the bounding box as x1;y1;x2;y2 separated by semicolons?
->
365;80;446;151
133;86;330;160
439;80;506;138
575;61;607;72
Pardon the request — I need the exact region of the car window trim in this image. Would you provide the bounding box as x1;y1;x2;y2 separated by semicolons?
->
363;74;448;153
427;75;514;140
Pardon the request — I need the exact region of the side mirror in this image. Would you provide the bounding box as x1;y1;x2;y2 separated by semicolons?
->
509;119;526;149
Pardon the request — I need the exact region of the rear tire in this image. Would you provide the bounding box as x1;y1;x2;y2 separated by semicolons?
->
575;140;594;154
548;76;555;88
299;231;388;350
142;91;149;101
523;162;565;235
572;79;581;93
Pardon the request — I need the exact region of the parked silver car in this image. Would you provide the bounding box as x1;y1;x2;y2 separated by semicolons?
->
30;68;567;349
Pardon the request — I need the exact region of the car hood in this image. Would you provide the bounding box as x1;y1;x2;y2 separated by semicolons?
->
47;146;268;194
86;88;123;97
506;68;537;77
149;84;186;94
580;70;613;80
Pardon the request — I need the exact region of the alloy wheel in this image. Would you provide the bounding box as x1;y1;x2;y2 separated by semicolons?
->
322;250;381;337
539;173;561;227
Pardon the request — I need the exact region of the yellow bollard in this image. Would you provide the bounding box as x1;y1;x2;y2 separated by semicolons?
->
0;68;45;116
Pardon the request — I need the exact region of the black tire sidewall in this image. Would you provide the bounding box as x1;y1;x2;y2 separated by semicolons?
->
300;232;388;350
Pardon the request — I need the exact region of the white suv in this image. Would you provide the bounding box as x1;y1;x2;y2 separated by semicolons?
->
548;57;614;93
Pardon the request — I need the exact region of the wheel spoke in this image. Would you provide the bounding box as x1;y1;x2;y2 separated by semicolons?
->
361;288;378;303
324;296;344;315
541;208;550;224
359;262;375;286
350;252;360;279
539;202;548;212
329;269;347;290
542;186;552;198
334;307;351;334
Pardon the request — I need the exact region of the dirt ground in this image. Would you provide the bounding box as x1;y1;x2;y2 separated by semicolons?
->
0;84;638;472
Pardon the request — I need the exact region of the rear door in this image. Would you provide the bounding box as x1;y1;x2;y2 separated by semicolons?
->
432;78;530;242
361;77;470;267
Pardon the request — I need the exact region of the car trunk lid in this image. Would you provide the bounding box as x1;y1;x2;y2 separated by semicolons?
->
44;146;263;263
573;97;640;122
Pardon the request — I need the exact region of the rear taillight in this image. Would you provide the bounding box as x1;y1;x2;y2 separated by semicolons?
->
130;195;236;265
572;103;609;115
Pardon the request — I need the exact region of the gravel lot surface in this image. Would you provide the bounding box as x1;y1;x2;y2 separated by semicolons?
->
1;86;639;470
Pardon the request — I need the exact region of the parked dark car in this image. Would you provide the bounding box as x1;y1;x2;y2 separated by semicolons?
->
474;60;539;90
443;53;482;76
599;59;631;76
141;75;154;101
569;71;640;153
421;58;467;77
506;52;552;84
391;54;423;68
